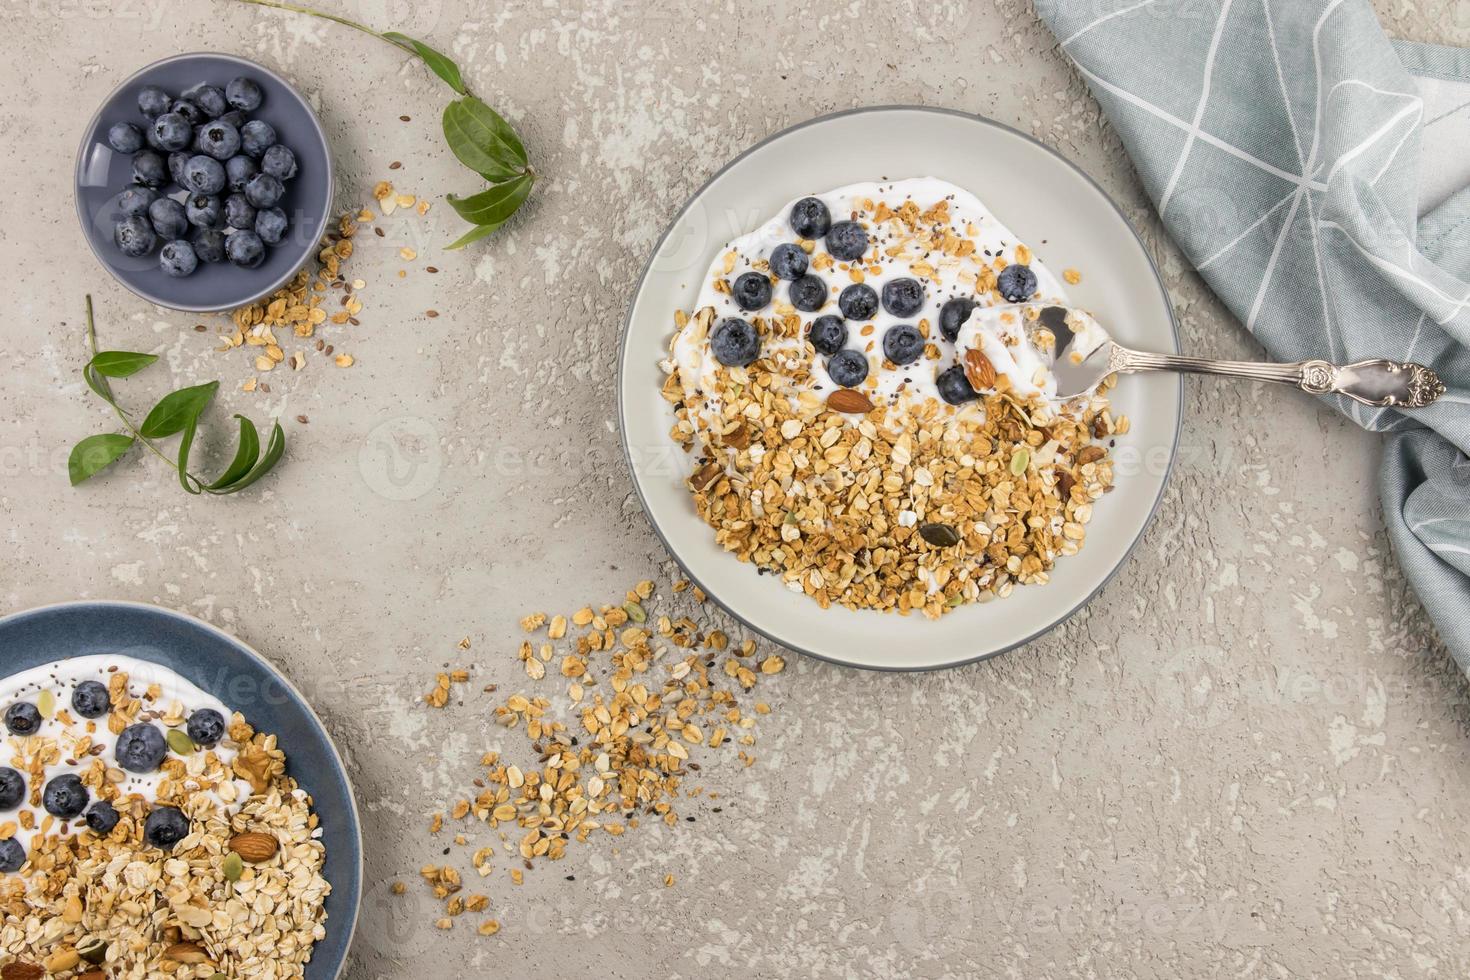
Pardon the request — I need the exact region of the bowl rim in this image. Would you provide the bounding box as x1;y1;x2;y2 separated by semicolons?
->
73;51;335;314
0;598;362;979
615;104;1182;673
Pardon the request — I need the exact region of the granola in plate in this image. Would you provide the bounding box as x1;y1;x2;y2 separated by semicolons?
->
0;656;329;979
660;178;1128;619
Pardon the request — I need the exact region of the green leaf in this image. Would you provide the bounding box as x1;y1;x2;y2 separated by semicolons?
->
442;97;527;182
445;173;533;227
177;413;203;494
382;31;466;94
213;422;285;494
140;382;219;439
88;351;158;378
68;433;133;485
205;415;261;491
444;216;516;250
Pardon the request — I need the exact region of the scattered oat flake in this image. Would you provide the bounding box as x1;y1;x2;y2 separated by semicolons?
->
1063;268;1082;284
400;247;418;261
335;354;354;368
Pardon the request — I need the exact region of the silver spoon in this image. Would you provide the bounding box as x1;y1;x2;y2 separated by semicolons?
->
1029;305;1446;408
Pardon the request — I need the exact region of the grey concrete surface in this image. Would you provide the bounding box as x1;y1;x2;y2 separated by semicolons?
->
4;1;1469;977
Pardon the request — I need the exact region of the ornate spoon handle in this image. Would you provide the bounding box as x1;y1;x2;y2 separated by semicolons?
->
1110;347;1446;409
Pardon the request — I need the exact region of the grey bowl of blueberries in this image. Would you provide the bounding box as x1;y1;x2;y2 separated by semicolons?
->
75;52;333;312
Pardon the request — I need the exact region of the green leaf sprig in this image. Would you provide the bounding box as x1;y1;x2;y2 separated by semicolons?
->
235;0;535;248
70;296;285;494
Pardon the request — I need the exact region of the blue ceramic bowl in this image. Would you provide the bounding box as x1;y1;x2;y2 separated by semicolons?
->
75;52;334;313
0;601;361;979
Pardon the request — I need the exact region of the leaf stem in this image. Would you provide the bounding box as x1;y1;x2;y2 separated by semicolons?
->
83;295;186;474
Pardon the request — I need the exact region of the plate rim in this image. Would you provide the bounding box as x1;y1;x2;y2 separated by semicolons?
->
0;598;363;978
617;104;1182;673
72;50;336;314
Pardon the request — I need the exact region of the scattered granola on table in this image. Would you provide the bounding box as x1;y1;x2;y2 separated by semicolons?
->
660;178;1128;619
412;580;783;934
0;657;329;979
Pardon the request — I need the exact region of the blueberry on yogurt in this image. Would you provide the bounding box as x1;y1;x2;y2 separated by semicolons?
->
192;228;227;263
806;315;847;356
159;240;199;278
938;297;975;342
996;263;1038;302
825;221;868;262
148;197;188;240
882;324;924;366
42;774;88;819
150;112;192;152
881;278;925;318
4;702;41;736
144;806;190;850
789;196;831;240
788;275;827;313
132;150;168;188
261;144;298;181
85;801;120;835
0;838;23;874
768;243;808;280
240;119;276;158
108;122;144;154
0;768;24;810
138;84;172;118
936;364;980;405
71;680;111;719
826;349;869;388
226;76;263;112
837;283;878;320
731;272;772;311
115;722;167;773
114;215;157;257
710;317;761;367
186;708;225;747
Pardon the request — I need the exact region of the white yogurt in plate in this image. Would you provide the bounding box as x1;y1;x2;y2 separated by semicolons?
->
0;655;248;858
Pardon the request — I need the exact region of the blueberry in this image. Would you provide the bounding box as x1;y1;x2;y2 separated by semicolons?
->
225;230;266;269
186;194;221;228
114;215;157;257
168;151;191;186
132;150;168;188
731;272;772;311
143;805;190;850
197;120;241;161
191;228;227;263
768;243;808;280
0;768;23;810
225;155;258;192
261;144;297;181
117;186;158;218
4;702;40;736
42;774;88;819
0;838;23;874
224;193;256;230
255;206;288;245
996;263;1038;302
115;723;167;773
709;317;761;367
788;274;827;313
159;240;198;278
806;314;847;356
240;119;277;158
837;283;878;320
789;196;831;239
183;83;228;118
938;297;975;342
108;122;144;154
226;76;263;112
936;364;979;404
882;277;925;317
218;109;246;130
826;221;869;262
138;84;171;118
186;708;225;748
85;801;120;835
827;349;869;388
70;680;111;719
882;324;924;366
183;155;226;195
244;172;284;208
150;112;192;152
169;100;203;126
148;197;188;240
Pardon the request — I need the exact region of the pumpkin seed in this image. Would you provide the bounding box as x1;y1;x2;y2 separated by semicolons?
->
222;852;243;882
165;729;196;755
622;601;646;624
78;936;107;964
918;523;961;547
1010;447;1031;476
37;690;55;719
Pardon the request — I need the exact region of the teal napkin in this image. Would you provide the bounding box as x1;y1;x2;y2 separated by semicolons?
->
1037;1;1470;674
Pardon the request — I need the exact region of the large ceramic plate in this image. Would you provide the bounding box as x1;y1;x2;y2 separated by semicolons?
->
619;106;1181;671
0;601;361;978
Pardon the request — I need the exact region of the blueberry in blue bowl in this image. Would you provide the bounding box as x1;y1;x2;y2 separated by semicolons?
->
108;122;144;154
160;240;199;278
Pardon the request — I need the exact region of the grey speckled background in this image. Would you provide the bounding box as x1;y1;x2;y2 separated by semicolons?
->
5;1;1470;977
